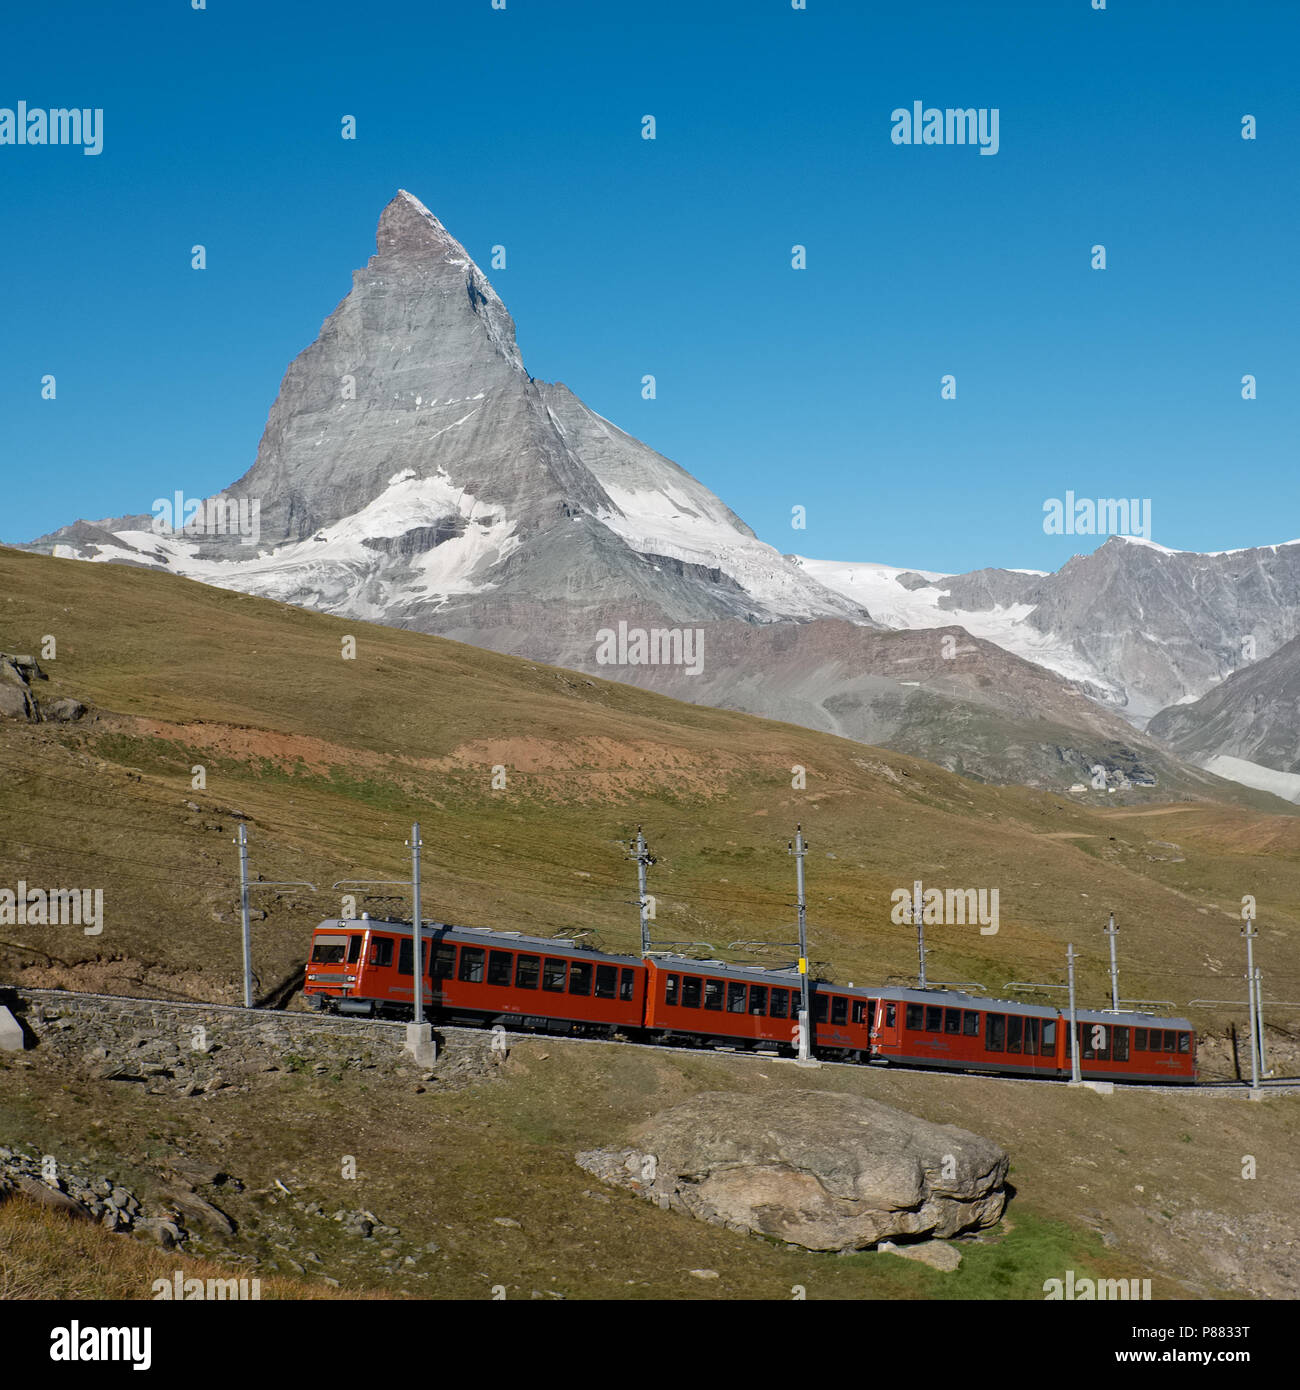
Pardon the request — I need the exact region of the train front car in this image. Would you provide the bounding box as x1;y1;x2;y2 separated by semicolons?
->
303;918;373;1012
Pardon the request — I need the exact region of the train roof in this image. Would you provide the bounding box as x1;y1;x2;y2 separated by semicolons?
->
316;918;645;967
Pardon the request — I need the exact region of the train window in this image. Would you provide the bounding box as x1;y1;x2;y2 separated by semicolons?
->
370;937;394;968
906;1004;923;1031
704;979;724;1011
457;946;484;983
925;1006;942;1033
867;1000;877;1028
770;989;789;1020
620;968;636;1001
1094;1024;1111;1060
542;958;567;992
944;1008;961;1034
398;939;414;975
831;996;848;1026
1041;1019;1056;1055
569;962;592;996
1024;1017;1040;1053
664;974;679;1006
1134;1028;1147;1051
885;1003;896;1028
814;994;829;1023
1178;1032;1190;1054
1113;1027;1129;1061
1007;1016;1023;1053
727;982;747;1013
312;935;349;964
1079;1024;1094;1060
488;950;513;987
1162;1030;1176;1052
985;1013;1005;1051
594;964;618;999
347;935;363;964
749;986;768;1016
963;1011;980;1037
515;954;540;989
852;1000;866;1025
434;944;456;980
682;976;702;1008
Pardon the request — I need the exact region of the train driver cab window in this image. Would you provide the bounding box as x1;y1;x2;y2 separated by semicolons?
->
1178;1032;1190;1054
704;979;724;1011
347;935;363;964
457;945;484;983
682;976;702;1008
664;974;680;1006
370;937;394;969
311;934;349;964
727;982;746;1013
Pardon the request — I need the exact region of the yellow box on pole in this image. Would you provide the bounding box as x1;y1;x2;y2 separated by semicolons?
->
798;957;808;974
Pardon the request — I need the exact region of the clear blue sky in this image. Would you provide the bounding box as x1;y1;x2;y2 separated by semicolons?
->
2;0;1296;573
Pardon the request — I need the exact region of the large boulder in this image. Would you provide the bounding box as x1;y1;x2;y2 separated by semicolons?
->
577;1089;1008;1252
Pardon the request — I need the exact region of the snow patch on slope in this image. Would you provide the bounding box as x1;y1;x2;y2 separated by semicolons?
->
1202;754;1300;804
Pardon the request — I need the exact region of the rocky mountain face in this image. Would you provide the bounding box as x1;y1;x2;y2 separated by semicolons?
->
24;191;1296;800
31;191;868;632
1146;635;1300;801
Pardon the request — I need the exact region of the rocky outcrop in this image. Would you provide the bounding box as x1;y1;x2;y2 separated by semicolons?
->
0;652;86;724
577;1090;1008;1252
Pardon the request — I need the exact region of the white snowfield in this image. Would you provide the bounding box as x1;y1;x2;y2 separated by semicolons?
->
792;555;1117;697
1202;755;1300;805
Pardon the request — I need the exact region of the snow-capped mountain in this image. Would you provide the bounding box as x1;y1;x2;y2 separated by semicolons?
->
798;537;1300;727
32;190;869;632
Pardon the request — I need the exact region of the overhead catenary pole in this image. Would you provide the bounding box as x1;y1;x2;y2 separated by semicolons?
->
1104;911;1120;1013
1066;943;1081;1084
232;824;317;1010
237;824;253;1009
1243;919;1260;1092
913;879;927;990
408;822;424;1026
633;827;653;958
790;827;811;1062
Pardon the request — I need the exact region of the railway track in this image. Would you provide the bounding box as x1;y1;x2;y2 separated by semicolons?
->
10;986;1297;1096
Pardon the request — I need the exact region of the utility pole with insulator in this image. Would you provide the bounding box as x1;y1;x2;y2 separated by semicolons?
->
1104;911;1120;1013
789;827;811;1062
913;879;927;990
629;827;655;957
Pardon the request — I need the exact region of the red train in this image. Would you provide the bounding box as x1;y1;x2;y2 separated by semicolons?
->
303;916;1197;1083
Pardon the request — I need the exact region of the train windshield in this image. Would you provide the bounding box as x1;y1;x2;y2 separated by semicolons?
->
311;933;351;964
